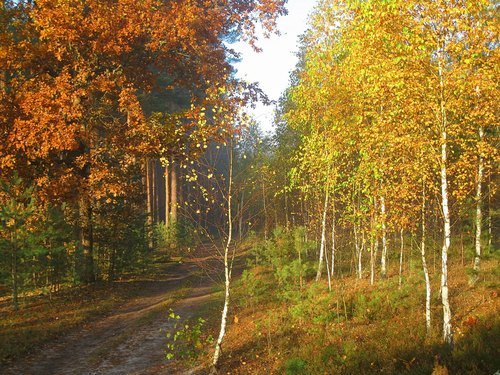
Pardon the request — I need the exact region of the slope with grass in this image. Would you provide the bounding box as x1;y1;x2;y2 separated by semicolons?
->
217;232;499;374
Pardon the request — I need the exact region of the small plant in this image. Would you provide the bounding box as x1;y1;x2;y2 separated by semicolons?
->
154;220;196;256
465;267;479;285
285;357;308;375
240;268;271;307
165;309;213;362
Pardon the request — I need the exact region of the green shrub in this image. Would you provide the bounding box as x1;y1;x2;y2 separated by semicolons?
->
255;227;316;295
285;357;308;375
240;268;273;307
165;309;213;362
154;220;195;255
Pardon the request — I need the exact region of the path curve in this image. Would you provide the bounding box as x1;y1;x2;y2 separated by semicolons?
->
1;256;220;375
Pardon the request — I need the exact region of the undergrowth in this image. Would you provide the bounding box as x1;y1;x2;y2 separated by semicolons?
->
225;228;500;374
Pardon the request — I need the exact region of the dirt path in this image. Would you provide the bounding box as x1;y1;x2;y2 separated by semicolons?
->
2;256;221;375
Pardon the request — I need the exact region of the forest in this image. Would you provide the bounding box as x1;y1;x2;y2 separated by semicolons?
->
0;0;498;374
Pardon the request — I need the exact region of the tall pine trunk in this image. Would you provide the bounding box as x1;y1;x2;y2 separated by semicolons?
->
145;159;153;249
170;160;177;224
165;164;170;226
151;160;157;223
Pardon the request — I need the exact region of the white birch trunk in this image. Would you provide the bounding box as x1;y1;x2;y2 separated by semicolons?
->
354;223;359;278
370;197;376;285
439;60;453;345
474;125;484;272
421;185;431;334
380;196;388;278
370;235;375;285
325;238;332;292
358;233;365;279
354;223;364;280
331;197;336;279
399;228;404;288
488;174;492;249
211;142;234;372
316;190;329;281
262;177;268;241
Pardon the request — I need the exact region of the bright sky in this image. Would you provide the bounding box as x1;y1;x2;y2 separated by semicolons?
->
231;0;317;134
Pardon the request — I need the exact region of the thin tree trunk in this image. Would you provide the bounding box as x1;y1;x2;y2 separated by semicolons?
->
460;232;464;267
211;139;234;373
354;223;364;280
79;195;94;283
409;234;413;278
109;247;116;282
331;196;336;279
274;204;278;230
151;160;156;224
399;228;404;288
358;232;365;279
370;234;375;285
316;189;329;281
474;125;484;273
145;159;153;248
380;196;388;278
439;58;453;345
155;161;160;223
370;197;376;285
421;184;431;334
325;239;332;292
165;164;170;227
170;160;177;224
354;223;359;278
239;191;244;239
488;174;492;249
284;187;289;229
298;236;303;290
262;178;268;240
11;229;19;310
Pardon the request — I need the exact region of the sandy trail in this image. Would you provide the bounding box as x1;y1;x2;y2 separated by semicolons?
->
2;256;221;375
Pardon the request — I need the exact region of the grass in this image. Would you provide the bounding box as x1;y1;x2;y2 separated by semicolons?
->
0;281;138;365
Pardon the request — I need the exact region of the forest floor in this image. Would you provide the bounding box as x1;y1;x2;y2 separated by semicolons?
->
1;245;498;375
216;256;500;374
0;246;225;375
